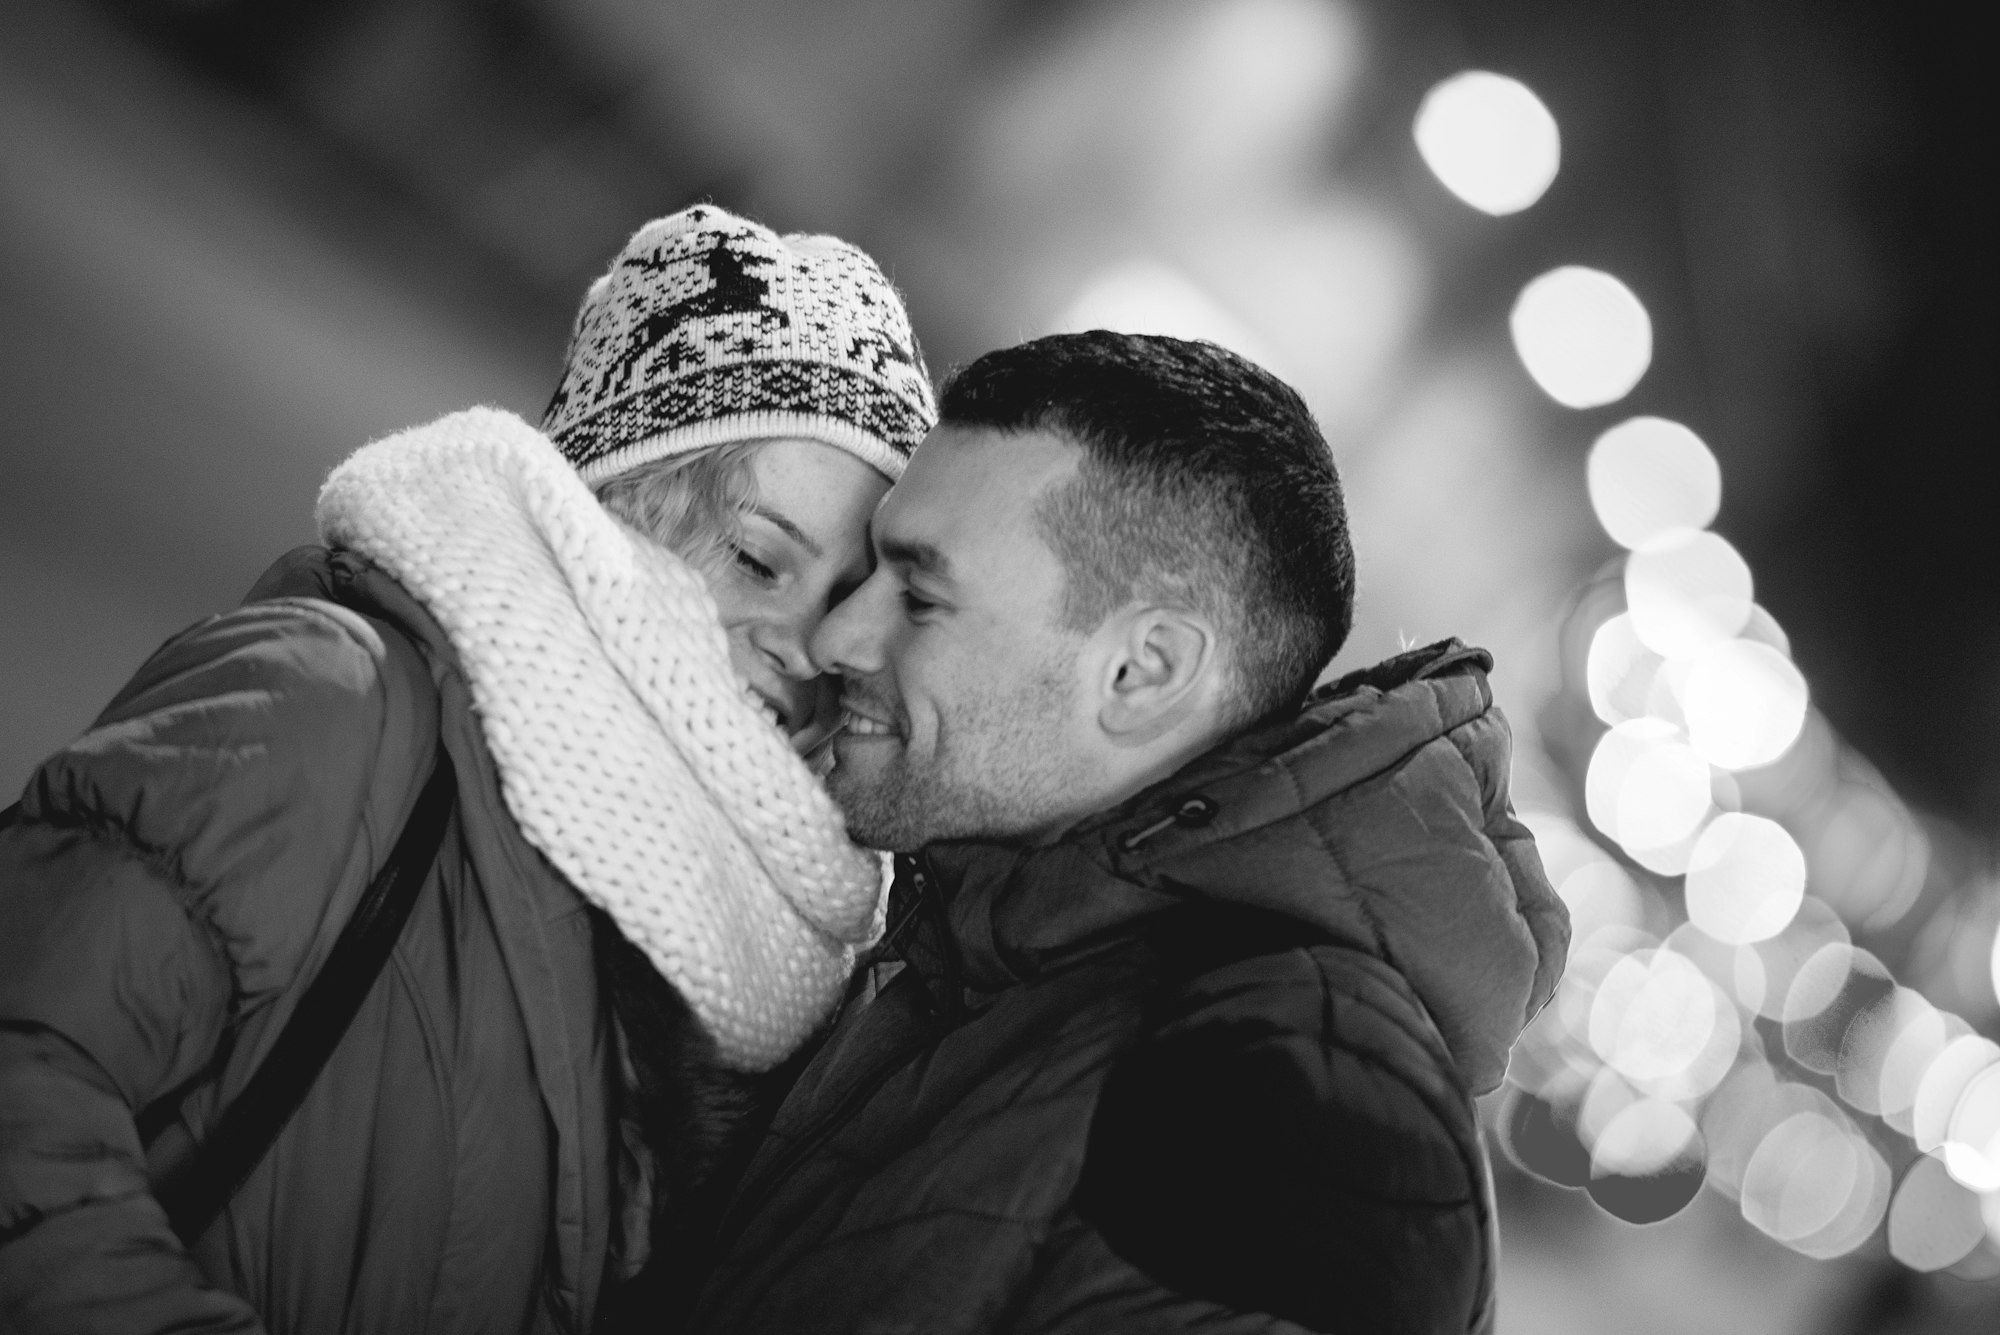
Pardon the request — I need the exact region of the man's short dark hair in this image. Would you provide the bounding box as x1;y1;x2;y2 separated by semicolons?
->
939;331;1355;726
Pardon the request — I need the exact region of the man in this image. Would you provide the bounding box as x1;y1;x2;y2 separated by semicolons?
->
689;331;1570;1334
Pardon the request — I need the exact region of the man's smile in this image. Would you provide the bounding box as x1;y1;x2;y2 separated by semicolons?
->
838;695;903;739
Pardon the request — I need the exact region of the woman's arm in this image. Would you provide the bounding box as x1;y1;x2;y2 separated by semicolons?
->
0;597;434;1335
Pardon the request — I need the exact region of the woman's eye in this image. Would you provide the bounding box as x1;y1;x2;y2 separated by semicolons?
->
733;548;778;582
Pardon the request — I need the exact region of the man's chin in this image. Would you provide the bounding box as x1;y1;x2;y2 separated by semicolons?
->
834;808;924;855
824;758;926;853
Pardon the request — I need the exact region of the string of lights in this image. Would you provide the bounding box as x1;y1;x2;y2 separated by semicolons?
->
1414;64;2000;1273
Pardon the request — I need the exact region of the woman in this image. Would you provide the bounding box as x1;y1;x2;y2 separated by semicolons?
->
0;205;934;1334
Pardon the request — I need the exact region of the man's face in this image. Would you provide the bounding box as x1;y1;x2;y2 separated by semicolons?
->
811;424;1097;851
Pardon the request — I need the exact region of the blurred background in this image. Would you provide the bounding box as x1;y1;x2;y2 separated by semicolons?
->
1;0;1991;1329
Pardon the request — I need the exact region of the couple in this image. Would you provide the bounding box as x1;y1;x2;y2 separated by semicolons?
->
0;206;1566;1335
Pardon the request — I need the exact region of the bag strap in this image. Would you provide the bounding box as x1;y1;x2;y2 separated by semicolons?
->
155;748;458;1243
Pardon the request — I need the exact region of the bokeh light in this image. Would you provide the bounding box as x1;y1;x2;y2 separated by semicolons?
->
1684;813;1807;945
1560;861;1651;943
1618;743;1712;852
1887;1155;1989;1271
1639;654;1693;733
1624;822;1709;878
1913;1035;2000;1154
1794;1133;1891;1261
1587;417;1722;549
1880;1003;1973;1137
1624;528;1754;658
1942;1064;2000;1190
1418;13;1988;1295
1587;1098;1707;1224
1748;897;1852;1022
1729;945;1771;1014
1731;1092;1894;1259
1585;720;1713;855
1584;720;1669;842
1697;1063;1769;1199
1499;1084;1591;1189
1578;1064;1639;1146
1800;1135;1888;1263
1665;922;1769;1015
1558;931;1658;1044
1781;944;1894;1076
1838;987;1933;1116
1590;1096;1699;1177
1682;639;1809;770
1588;949;1719;1086
1509;266;1653;408
1992;917;2000;1010
1740;1109;1867;1248
1584;613;1661;727
1412;70;1561;215
1733;708;1841;826
1505;988;1595;1098
1640;970;1741;1102
1521;809;1653;943
1739;603;1794;658
1803;781;1931;930
1702;1064;1806;1200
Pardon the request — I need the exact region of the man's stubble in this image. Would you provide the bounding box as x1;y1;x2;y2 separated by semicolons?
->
829;647;1086;853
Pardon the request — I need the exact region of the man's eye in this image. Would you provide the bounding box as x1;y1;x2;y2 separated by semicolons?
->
734;548;778;582
901;590;936;617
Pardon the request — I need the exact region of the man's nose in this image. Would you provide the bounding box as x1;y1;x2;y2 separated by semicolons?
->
810;574;888;678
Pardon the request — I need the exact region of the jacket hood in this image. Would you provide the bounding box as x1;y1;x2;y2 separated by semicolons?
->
919;639;1569;1094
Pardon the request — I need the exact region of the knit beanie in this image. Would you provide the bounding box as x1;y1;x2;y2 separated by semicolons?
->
543;204;937;485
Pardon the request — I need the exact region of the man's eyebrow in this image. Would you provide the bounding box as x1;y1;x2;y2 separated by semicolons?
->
749;505;821;558
879;536;951;579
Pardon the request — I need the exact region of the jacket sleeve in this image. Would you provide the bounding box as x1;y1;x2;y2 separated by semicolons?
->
1073;944;1494;1335
0;597;436;1335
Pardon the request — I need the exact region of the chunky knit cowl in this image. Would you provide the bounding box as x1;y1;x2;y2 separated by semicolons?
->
317;406;885;1070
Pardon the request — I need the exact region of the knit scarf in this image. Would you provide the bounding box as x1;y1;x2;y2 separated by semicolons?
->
316;406;885;1070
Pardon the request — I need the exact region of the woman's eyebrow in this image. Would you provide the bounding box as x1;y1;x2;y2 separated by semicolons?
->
749;505;822;558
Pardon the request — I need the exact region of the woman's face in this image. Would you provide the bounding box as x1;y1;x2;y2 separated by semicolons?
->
708;437;890;744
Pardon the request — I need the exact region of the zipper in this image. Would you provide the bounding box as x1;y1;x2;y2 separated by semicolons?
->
1117;794;1219;851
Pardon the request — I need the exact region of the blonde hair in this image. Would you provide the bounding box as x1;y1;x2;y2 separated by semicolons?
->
594;440;764;574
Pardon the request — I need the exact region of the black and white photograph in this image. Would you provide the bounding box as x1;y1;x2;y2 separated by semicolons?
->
0;1;1989;1331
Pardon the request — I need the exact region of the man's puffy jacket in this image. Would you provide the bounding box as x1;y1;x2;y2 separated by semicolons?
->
690;641;1569;1335
0;548;679;1334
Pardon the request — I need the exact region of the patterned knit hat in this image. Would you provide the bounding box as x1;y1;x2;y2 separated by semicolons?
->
543;205;936;485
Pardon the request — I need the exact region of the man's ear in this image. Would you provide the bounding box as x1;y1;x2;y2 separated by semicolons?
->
1095;606;1220;745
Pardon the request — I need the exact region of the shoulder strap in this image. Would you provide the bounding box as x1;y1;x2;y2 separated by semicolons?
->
155;748;458;1243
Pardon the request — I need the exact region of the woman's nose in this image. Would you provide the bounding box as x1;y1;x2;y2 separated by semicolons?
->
749;608;818;682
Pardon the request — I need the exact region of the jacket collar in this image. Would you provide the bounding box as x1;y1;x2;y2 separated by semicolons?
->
906;640;1567;1092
